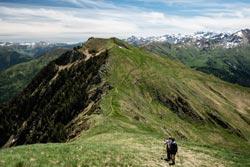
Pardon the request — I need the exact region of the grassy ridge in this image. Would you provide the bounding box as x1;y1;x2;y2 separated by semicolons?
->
1;131;250;167
102;41;250;146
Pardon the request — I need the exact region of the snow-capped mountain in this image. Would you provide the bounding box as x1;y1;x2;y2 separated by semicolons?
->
0;41;78;47
0;41;81;57
126;29;250;48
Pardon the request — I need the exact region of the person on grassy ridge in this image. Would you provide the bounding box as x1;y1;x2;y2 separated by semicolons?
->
169;137;178;166
164;136;172;161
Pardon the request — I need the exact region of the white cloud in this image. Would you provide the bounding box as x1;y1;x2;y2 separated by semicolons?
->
0;6;138;41
136;0;202;4
60;0;117;9
0;1;250;42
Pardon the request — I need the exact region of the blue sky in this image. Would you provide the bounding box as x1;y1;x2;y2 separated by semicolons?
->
0;0;250;42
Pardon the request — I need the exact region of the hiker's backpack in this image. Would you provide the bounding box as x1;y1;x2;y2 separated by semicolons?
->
171;141;178;153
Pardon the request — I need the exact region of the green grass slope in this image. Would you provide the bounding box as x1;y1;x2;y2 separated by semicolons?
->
1;132;250;167
0;48;69;104
0;38;250;166
143;42;250;87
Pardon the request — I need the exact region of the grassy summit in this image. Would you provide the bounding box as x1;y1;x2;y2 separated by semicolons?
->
0;38;250;166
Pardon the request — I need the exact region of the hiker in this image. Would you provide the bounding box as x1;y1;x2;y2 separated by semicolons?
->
169;137;178;165
164;137;172;161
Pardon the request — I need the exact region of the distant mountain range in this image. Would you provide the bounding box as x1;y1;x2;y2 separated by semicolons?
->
0;49;32;71
0;41;81;71
126;29;250;87
0;41;81;58
126;29;250;48
0;48;69;104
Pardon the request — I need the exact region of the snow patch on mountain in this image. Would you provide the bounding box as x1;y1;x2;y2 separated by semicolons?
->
126;29;250;48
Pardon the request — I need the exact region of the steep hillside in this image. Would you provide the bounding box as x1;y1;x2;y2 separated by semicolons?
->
0;38;114;147
0;38;250;166
0;48;32;71
0;48;69;104
143;42;250;87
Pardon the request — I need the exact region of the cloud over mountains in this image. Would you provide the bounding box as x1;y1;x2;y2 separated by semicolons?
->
0;0;250;42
